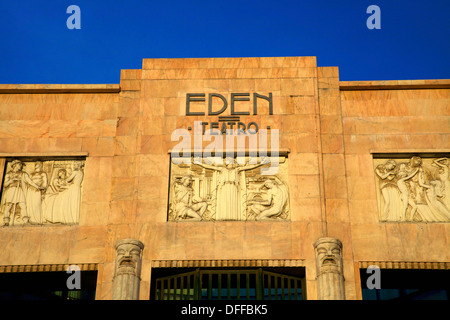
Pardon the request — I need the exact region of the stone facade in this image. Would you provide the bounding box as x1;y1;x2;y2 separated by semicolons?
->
0;57;448;300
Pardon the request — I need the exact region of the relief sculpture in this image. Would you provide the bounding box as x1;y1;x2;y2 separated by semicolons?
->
374;156;450;222
168;156;290;221
248;176;288;221
0;159;85;227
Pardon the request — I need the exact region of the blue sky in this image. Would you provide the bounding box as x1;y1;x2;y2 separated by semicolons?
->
0;0;449;83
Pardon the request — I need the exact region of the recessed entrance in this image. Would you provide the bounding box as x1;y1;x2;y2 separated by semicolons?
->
0;270;97;300
360;268;450;300
151;267;306;300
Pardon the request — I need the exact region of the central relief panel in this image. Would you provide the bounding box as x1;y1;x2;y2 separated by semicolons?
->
168;156;290;222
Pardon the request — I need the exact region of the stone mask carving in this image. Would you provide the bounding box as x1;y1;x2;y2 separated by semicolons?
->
114;239;144;278
313;237;345;300
314;238;343;275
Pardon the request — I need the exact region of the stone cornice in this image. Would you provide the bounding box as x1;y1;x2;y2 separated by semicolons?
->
340;79;450;90
0;84;120;93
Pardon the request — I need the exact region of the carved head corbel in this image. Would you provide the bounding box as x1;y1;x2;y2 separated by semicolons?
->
114;239;144;278
313;237;343;275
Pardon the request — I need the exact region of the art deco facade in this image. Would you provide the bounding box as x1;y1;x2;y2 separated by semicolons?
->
0;57;448;300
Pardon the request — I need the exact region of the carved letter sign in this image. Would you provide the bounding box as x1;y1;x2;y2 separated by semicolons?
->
186;92;273;116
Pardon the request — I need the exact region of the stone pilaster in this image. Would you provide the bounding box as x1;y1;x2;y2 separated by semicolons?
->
112;239;144;300
313;237;345;300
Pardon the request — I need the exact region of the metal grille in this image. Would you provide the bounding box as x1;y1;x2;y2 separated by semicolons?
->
154;268;305;300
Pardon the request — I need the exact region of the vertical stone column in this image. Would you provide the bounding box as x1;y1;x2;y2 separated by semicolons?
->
112;239;145;300
313;237;345;300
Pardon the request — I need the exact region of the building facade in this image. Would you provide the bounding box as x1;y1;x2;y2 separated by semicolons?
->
0;57;449;300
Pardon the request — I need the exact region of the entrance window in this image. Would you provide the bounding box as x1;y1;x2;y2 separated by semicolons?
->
360;269;449;300
151;268;306;300
0;271;97;300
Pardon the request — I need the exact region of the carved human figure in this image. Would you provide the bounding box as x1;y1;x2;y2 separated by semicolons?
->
313;237;345;300
173;176;208;221
408;156;424;171
63;161;84;224
43;161;84;224
404;156;428;206
193;156;269;220
249;177;288;220
52;169;68;193
1;160;44;226
113;239;144;300
25;161;48;224
396;168;418;221
433;158;450;209
418;179;450;222
375;160;400;221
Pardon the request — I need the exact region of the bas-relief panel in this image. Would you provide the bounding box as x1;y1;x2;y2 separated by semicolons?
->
0;158;85;227
374;156;450;222
168;156;290;221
